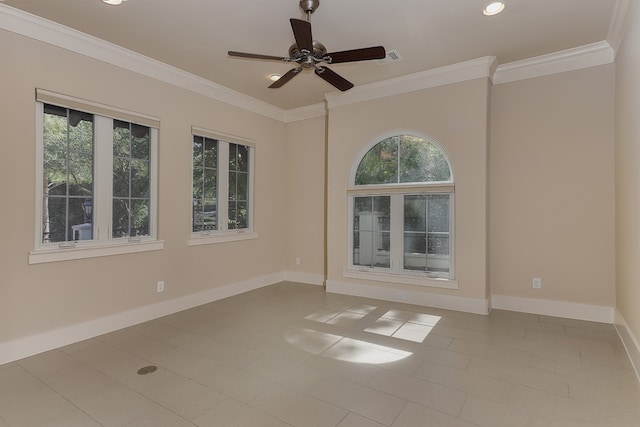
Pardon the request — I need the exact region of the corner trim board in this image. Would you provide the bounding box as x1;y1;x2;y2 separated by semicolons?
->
614;308;640;384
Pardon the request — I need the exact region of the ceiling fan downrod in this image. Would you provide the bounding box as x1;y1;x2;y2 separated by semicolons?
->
299;0;319;21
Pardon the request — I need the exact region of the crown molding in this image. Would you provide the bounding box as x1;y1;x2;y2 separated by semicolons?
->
492;41;615;85
283;102;326;123
325;56;497;109
0;4;287;122
1;3;621;118
608;0;633;55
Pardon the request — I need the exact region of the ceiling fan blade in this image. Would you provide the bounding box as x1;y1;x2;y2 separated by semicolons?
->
325;46;386;64
290;18;313;52
228;51;289;62
315;66;354;91
269;67;302;88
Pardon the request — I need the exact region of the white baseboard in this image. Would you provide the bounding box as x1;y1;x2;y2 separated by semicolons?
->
491;294;614;323
0;271;285;365
614;309;640;384
325;280;489;315
284;271;325;286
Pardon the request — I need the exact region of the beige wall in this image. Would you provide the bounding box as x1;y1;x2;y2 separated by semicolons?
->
490;65;616;307
285;114;326;283
326;79;491;302
1;10;635;364
615;0;640;350
0;30;287;347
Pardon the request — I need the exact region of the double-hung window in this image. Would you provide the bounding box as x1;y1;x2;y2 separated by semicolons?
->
189;127;256;245
347;134;457;289
30;89;161;264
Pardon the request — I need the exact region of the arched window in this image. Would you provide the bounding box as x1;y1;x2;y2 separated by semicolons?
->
348;134;455;284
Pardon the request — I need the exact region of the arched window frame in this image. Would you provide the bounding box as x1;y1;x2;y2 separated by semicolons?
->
346;131;458;289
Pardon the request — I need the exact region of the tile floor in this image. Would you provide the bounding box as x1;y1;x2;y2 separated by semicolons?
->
1;282;639;426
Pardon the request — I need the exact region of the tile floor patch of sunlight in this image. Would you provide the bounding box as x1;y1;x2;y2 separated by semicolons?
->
365;310;441;343
285;329;413;364
289;305;443;364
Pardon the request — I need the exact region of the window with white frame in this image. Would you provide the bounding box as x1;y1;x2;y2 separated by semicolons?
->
348;134;456;287
190;127;255;245
31;89;161;264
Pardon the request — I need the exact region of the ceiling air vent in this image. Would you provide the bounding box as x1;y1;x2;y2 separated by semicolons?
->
376;50;402;65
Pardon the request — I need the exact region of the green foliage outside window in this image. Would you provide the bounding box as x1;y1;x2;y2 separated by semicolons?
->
355;135;451;185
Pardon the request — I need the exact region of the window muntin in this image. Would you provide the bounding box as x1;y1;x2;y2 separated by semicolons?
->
190;131;254;241
192;136;218;232
42;104;95;243
355;135;452;185
228;143;249;230
349;134;454;281
403;194;451;273
112;120;151;238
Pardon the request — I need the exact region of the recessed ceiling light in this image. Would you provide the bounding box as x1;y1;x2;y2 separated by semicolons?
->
268;74;281;82
483;2;505;16
102;0;127;5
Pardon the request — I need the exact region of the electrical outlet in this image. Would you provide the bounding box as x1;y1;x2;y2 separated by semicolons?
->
532;278;542;289
157;281;165;293
295;257;301;266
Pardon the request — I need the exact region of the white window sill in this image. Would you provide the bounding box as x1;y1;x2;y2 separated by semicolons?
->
188;231;258;246
343;268;458;289
29;239;165;264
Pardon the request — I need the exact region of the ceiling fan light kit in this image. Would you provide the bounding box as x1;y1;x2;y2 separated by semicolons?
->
228;0;386;92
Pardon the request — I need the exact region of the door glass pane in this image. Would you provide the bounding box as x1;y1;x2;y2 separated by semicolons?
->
403;193;451;274
404;233;427;271
404;195;426;232
353;196;390;268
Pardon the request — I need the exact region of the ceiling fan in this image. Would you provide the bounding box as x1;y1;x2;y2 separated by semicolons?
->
228;0;386;92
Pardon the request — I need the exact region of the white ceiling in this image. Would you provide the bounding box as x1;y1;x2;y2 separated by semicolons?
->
0;0;623;110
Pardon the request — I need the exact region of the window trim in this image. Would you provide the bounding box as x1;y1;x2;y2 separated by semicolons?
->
30;91;163;264
345;132;456;288
187;126;257;246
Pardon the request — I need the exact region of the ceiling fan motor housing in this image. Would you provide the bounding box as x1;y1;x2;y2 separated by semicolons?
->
289;41;327;68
